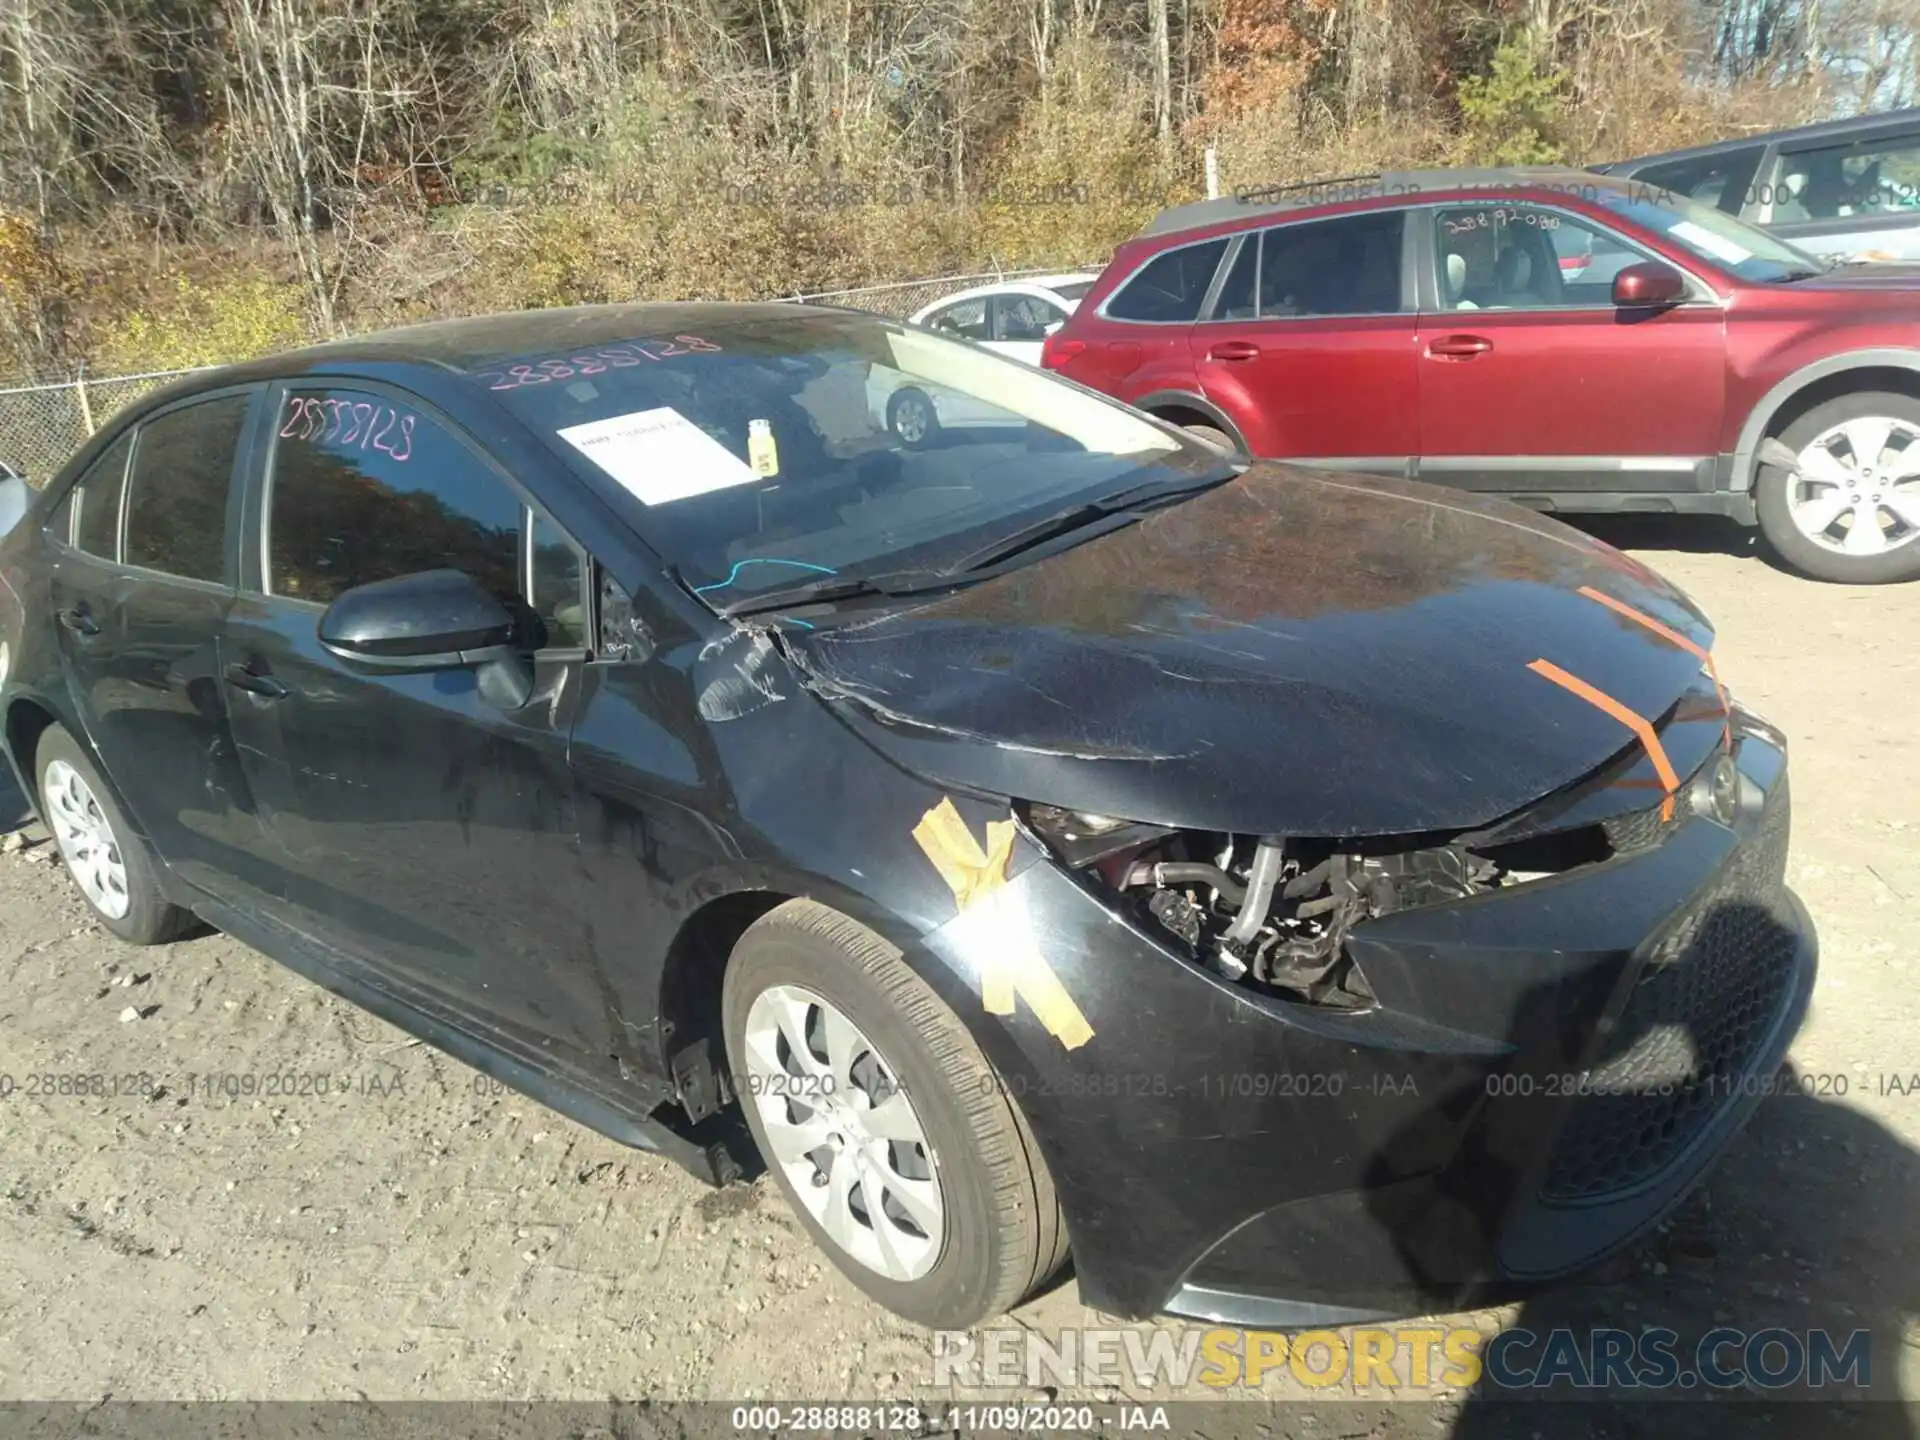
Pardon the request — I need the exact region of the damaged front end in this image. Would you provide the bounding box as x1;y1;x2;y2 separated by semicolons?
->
1016;695;1747;1013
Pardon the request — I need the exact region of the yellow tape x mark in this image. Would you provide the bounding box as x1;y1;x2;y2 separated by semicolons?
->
912;797;1095;1051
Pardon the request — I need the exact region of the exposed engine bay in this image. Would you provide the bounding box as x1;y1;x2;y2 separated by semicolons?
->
1025;805;1614;1008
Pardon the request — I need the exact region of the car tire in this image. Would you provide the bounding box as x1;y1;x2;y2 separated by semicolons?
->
886;389;941;450
721;899;1068;1328
1755;391;1920;584
35;725;193;945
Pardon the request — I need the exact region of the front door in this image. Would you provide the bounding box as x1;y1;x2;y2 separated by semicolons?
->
1188;209;1420;465
1417;203;1728;493
220;382;609;1055
988;293;1069;365
47;390;267;901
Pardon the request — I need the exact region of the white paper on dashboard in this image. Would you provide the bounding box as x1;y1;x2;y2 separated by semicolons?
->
556;407;757;505
1668;220;1751;266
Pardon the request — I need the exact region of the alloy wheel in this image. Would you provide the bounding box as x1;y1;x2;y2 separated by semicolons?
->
741;983;945;1281
43;759;131;920
1788;415;1920;557
891;395;931;445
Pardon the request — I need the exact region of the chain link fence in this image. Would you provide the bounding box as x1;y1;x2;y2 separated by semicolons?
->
0;266;1089;486
0;368;212;487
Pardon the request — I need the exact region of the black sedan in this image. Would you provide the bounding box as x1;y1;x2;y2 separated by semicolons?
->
0;304;1814;1329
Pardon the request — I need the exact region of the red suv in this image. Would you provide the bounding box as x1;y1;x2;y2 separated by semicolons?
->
1042;167;1920;583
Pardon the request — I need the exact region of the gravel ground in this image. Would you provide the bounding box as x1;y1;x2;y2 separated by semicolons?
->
0;518;1916;1431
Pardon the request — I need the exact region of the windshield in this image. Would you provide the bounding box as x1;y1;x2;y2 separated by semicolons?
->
480;311;1209;606
1596;182;1824;282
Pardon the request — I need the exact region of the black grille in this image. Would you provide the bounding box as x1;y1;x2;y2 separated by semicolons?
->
1602;798;1686;855
1540;782;1797;1204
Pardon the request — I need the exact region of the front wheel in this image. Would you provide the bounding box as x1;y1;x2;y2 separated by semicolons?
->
721;900;1068;1328
1755;391;1920;583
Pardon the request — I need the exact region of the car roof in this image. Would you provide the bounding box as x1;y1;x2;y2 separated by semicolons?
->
175;301;824;388
912;274;1101;312
1135;166;1622;239
1601;105;1920;171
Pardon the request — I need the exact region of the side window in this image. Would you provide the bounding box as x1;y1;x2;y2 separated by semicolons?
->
924;297;989;340
1773;136;1920;221
1211;238;1257;319
1257;211;1406;317
1434;206;1639;310
124;395;250;582
1106;238;1229;323
994;294;1066;342
50;433;131;552
530;511;587;648
268;388;521;609
1633;148;1764;214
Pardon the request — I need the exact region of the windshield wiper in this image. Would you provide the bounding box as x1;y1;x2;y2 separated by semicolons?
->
937;470;1235;575
710;574;900;617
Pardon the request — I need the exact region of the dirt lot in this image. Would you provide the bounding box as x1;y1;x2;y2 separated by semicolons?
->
0;518;1916;1427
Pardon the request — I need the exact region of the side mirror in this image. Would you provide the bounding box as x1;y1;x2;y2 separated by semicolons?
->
1043;320;1065;336
318;568;517;671
1612;261;1687;308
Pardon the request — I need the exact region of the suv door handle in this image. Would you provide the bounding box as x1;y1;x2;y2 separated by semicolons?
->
1427;334;1493;359
1207;341;1261;362
55;606;99;637
224;661;289;700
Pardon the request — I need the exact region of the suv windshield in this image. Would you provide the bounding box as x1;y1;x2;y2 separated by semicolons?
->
1596;182;1824;282
479;311;1213;606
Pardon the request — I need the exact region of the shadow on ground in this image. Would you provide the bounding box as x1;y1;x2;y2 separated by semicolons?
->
1565;513;1781;571
1444;1060;1920;1436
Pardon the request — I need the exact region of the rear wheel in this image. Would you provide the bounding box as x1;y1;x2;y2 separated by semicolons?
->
35;725;192;944
886;389;940;450
721;899;1068;1328
1755;391;1920;583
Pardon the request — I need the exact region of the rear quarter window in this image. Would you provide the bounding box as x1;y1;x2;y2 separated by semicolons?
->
1105;239;1230;322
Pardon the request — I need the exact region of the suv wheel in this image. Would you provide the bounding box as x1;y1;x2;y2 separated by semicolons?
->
1756;391;1920;583
721;899;1068;1328
36;724;193;944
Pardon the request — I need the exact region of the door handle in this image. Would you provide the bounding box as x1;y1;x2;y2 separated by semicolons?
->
1207;341;1261;362
55;606;99;637
1427;334;1493;359
224;661;289;700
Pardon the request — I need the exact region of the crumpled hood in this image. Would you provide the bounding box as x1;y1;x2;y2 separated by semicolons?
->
783;464;1717;836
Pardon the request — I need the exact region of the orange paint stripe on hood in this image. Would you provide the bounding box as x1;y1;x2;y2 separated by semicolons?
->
1528;657;1681;820
1576;585;1732;742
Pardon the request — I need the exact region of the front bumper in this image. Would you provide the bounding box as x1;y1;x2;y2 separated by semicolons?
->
916;716;1813;1322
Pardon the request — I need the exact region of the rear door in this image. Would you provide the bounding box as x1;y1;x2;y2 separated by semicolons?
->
46;388;268;900
219;382;609;1054
1187;209;1418;466
1416;201;1729;496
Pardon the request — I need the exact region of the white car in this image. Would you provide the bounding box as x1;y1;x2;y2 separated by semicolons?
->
870;273;1099;445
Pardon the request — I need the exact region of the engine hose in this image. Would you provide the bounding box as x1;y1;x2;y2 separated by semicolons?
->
1127;861;1248;905
1223;840;1286;946
1281;858;1332;898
